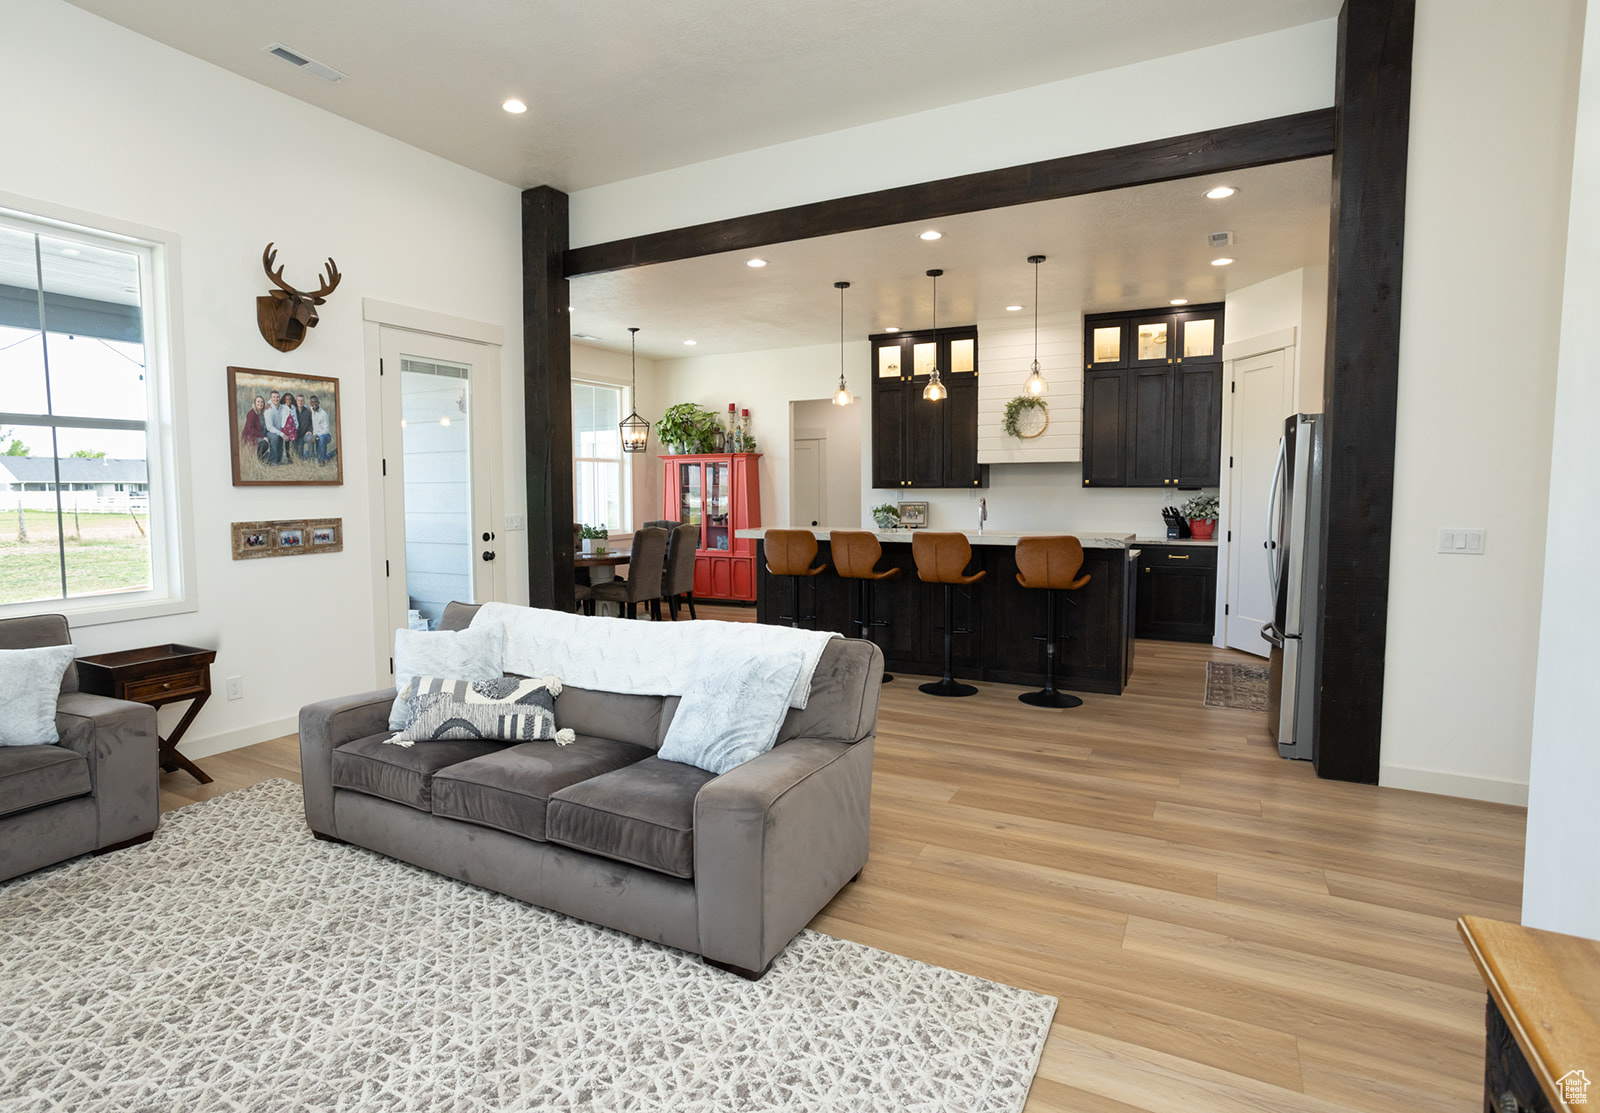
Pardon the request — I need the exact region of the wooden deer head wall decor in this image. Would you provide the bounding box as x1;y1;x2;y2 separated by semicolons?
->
257;243;341;352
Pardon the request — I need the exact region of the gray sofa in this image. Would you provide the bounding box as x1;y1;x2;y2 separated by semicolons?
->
0;614;160;883
299;602;882;978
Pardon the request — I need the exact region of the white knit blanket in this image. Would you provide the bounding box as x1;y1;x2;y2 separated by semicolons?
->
470;602;838;709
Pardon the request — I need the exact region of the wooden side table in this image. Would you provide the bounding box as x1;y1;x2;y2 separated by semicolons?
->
1459;915;1600;1113
76;643;218;785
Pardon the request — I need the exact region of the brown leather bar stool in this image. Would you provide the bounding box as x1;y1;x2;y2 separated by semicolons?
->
765;529;827;628
830;530;900;683
1014;535;1091;708
912;531;986;698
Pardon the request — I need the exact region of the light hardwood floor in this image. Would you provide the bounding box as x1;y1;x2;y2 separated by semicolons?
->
163;616;1523;1113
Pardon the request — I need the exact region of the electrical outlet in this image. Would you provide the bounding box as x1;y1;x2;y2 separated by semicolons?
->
505;514;527;531
1437;528;1486;554
226;675;244;700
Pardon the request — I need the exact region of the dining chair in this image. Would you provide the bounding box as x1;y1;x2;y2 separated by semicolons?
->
590;526;668;619
663;520;699;619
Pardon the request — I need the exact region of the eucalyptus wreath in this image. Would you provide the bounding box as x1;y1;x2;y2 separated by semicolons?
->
1001;394;1049;439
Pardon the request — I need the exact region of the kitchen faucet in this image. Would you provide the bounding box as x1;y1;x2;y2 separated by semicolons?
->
978;497;987;535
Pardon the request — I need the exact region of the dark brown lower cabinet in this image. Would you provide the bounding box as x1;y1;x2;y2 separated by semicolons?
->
1134;544;1217;642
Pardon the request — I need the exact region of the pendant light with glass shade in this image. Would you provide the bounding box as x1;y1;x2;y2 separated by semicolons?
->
618;327;650;453
923;269;947;402
1024;254;1048;397
832;281;853;406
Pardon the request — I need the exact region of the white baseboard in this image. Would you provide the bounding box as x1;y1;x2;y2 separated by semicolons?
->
178;716;299;761
1379;763;1529;806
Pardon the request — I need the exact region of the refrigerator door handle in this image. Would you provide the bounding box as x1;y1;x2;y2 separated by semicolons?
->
1265;434;1287;601
1261;622;1285;648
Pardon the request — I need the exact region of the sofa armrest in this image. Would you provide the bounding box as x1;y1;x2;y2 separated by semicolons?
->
299;688;395;835
693;735;874;972
54;691;159;848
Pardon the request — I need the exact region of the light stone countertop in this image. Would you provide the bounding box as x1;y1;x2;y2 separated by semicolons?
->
1131;535;1220;547
735;527;1139;549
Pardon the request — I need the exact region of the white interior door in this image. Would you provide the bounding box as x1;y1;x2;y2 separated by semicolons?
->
378;327;502;653
1226;347;1291;655
792;435;825;527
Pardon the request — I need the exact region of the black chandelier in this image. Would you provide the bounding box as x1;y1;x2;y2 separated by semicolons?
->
619;327;650;453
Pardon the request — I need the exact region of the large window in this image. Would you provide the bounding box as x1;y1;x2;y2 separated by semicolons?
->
0;205;185;619
572;380;627;532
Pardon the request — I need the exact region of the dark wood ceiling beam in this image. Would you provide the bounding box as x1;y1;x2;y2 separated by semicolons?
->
563;108;1335;278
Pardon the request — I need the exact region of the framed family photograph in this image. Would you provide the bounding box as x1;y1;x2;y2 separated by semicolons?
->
228;366;343;486
231;518;342;560
897;501;930;528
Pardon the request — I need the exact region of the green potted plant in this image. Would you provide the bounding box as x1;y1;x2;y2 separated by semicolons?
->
870;504;902;530
1180;493;1220;540
657;403;720;454
580;523;609;555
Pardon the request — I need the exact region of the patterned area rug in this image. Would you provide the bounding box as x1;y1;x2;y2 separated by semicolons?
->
0;780;1056;1112
1204;660;1271;711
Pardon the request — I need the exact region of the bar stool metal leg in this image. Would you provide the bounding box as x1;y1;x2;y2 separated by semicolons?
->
919;584;978;698
853;578;893;683
1020;588;1083;708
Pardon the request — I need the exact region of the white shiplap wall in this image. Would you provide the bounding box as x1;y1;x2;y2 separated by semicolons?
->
976;313;1081;464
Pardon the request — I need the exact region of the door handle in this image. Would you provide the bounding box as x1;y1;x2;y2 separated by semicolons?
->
482;551;496;561
1261;622;1284;648
482;531;496;542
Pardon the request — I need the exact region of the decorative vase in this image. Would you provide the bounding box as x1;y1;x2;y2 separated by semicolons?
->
1189;518;1216;541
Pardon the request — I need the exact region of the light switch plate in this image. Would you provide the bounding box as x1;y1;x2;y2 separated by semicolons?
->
1438;528;1486;554
505;514;527;531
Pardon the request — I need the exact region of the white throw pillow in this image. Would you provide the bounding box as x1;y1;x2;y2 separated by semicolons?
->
0;644;77;746
657;647;805;775
389;625;505;730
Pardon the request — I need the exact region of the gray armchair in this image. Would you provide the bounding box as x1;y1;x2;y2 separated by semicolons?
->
0;614;159;883
591;526;669;619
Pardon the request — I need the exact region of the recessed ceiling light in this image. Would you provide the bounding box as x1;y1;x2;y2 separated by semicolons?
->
683;340;697;346
1005;305;1023;312
502;99;527;114
746;258;767;268
572;333;600;341
1205;185;1237;200
919;231;942;241
1211;257;1234;266
1170;298;1189;305
884;326;900;333
61;248;81;256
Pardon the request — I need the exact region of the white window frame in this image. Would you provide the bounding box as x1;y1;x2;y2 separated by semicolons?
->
0;194;194;627
571;377;631;532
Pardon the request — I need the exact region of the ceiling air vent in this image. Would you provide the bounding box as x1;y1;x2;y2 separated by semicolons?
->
263;42;347;83
1208;231;1235;249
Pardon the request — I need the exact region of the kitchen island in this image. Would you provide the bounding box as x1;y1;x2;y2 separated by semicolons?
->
738;528;1138;695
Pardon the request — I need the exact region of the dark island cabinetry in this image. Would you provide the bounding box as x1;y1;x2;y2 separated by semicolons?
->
755;534;1133;695
1082;305;1224;489
871;327;987;490
1134;544;1217;642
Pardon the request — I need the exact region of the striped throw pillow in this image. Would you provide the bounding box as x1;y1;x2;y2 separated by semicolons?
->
385;675;576;747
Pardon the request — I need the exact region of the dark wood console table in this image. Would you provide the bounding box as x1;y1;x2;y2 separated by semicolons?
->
76;643;218;784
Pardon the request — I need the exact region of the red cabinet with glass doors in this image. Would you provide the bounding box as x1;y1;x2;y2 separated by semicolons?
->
660;453;762;602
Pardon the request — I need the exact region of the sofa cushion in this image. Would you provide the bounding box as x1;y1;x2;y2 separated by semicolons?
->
388;624;505;731
0;745;91;819
546;757;717;879
0;644;77;746
0;613;78;694
331;732;504;812
555;687;666;751
431;735;653;840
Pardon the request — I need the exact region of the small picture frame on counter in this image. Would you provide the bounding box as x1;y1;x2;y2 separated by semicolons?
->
898;501;929;528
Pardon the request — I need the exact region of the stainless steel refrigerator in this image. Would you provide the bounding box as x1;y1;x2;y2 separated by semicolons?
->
1264;413;1323;760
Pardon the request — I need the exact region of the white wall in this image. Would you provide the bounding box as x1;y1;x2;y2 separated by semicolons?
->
570;343;662;532
2;0;523;757
1297;264;1328;413
790;399;862;529
1523;5;1600;941
1377;0;1584;805
568;22;1338;247
976;313;1080;465
655;341;871;530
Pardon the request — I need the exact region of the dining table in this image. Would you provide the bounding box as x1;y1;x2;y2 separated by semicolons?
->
575;551;630;615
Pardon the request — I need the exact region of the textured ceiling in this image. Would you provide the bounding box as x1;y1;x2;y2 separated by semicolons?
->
573;157;1332;360
66;0;1337;191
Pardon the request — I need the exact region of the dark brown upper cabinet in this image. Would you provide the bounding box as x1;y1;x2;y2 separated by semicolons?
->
871;326;988;490
1082;304;1224;489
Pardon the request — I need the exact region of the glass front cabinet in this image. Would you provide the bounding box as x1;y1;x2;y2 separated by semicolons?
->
660;452;762;602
